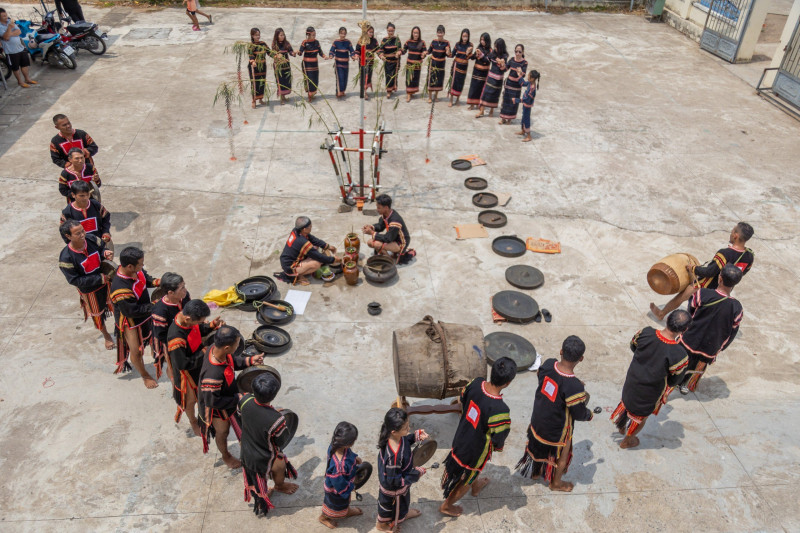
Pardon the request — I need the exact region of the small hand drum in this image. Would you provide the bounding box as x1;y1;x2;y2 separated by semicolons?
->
412;439;438;467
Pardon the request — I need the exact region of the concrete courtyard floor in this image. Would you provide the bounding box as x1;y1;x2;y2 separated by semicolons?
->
1;5;799;532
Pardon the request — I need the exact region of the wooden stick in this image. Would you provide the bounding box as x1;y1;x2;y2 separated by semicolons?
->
261;301;289;313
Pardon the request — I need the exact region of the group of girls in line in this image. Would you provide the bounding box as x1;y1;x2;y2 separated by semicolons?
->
319;408;429;531
246;23;541;140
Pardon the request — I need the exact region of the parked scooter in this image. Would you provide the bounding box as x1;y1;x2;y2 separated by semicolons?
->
40;5;107;55
16;19;77;70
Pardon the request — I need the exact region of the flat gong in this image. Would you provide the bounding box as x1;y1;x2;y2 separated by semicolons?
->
256;299;295;326
464;177;488;190
492;290;539;324
478;210;507;228
252;325;292;355
236;364;282;394
150;286;165;303
472;192;498;208
274;408;299;449
505;265;544;290
354;462;373;489
412;439;438;467
484;331;537;369
451;159;472;171
492;236;527;258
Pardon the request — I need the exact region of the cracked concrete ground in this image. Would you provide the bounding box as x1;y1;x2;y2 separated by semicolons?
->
0;4;798;532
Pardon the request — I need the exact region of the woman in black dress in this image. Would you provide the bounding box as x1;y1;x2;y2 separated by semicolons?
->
403;26;426;102
272;27;296;105
355;25;379;100
466;32;491;110
379;22;403;98
248;28;269;109
499;44;528;125
448;28;473;107
475;38;508;119
426;24;450;104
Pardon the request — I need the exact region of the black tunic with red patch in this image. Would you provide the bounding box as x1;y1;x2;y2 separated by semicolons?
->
152;294;192;348
621;327;689;417
58;162;100;198
695;245;754;289
50;129;99;168
681;288;743;361
58;234;108;295
372;210;411;253
530;359;593;444
167;319;213;413
110;268;156;329
198;347;254;418
279;229;334;274
60;199;110;242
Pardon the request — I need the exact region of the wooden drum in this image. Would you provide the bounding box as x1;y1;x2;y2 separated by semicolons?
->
393;315;486;400
647;253;700;295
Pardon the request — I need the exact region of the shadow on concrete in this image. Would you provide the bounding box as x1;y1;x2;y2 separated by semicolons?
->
607;404;686;450
111;211;140;232
571;438;600;485
694;376;731;401
0;11;127;160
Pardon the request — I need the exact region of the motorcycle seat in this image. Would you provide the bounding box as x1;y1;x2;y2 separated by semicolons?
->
35;33;56;43
67;22;93;33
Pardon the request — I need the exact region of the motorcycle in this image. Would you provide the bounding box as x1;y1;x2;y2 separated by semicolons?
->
15;19;77;70
40;5;107;56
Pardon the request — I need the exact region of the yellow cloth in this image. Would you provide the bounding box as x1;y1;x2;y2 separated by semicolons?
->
202;286;244;307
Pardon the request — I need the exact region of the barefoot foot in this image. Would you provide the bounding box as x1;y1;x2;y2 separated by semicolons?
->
439;503;463;517
222;455;242;469
620;436;640;449
189;419;202;437
142;374;159;389
319;515;338;529
273;481;299;494
549;481;574;492
406;508;421;520
345;507;363;517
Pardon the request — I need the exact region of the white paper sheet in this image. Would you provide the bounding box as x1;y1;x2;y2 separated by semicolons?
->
284;289;312;315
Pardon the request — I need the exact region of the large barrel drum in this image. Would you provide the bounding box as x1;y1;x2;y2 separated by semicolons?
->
393;315;486;400
647;253;700;295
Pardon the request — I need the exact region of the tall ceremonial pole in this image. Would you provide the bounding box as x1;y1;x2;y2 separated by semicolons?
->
358;0;368;200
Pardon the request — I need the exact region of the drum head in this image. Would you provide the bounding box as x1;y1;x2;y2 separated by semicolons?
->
354;462;373;489
412;439;438;467
252;325;292;355
464;177;488;190
472;192;498;208
274;408;299;449
492;290;539;323
484;331;536;369
478;210;507;228
492;236;527;258
451;159;472;171
505;265;544;289
235;364;281;394
256;300;295;326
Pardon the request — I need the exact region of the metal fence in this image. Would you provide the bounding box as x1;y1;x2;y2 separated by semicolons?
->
700;0;755;62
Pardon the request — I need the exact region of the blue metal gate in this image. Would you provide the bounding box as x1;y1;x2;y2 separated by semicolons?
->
700;0;755;63
773;19;800;109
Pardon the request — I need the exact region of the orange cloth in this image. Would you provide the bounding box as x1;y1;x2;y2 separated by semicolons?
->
526;238;561;254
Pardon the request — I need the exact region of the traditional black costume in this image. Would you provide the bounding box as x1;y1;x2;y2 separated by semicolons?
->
298;38;323;97
110;268;157;374
330;38;355;97
58;162;99;198
272;41;293;97
441;378;511;498
239;394;298;516
448;40;472;97
151;294;190;380
167;317;212;422
198;346;256;453
58;234;111;331
515;359;593;483
695;244;754;289
278;228;335;279
322;445;359;519
60;199;110;243
380;36;402;96
499;57;528;121
680;289;743;391
402;39;426;94
378;431;425;525
355;36;379;92
249;41;269;102
611;328;688;435
479;51;508;109
466;44;491;105
371;209;413;261
50;129;98;168
427;39;449;92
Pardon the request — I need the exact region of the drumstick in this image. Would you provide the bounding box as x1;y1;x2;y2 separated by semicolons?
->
261;301;289;313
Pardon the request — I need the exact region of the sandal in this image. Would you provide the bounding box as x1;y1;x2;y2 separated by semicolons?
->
542;309;552;323
534;311;542;323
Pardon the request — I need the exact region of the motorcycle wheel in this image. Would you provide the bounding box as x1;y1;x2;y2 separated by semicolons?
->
0;57;10;80
85;33;107;55
59;52;77;70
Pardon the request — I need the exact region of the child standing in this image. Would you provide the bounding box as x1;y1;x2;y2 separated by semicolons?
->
376;408;428;531
514;70;540;142
183;0;210;31
328;27;355;99
320;422;363;529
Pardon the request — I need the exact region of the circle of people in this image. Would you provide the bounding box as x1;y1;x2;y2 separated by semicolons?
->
54;97;754;528
248;23;542;142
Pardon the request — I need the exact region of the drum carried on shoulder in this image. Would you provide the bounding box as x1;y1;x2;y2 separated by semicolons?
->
647;253;699;295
